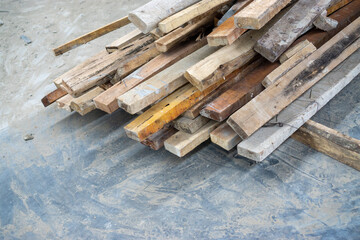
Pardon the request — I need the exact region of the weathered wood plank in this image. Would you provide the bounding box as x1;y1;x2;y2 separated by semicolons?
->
158;0;231;34
254;0;333;62
237;49;360;161
128;0;201;33
94;39;206;114
279;40;311;64
53;16;130;56
174;116;209;134
234;0;291;30
41;88;67;107
263;42;317;88
141;126;178;150
210;122;241;151
207;0;252;46
201;61;278;122
314;10;339;32
228;20;360;140
61;34;158;97
292;120;360;171
105;29;143;53
165;121;221;157
70;87;105;116
56;94;74;112
118;45;217;114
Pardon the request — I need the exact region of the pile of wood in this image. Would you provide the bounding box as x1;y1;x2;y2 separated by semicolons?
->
42;0;360;169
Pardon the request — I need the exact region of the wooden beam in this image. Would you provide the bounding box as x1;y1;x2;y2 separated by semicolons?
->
141;126;178;150
234;0;291;30
210;123;241;151
53;16;130;56
254;0;333;62
94;39;206;114
279;40;312;64
182;57;263;119
185;8;287;91
327;0;354;15
61;34;157;97
105;29;143;53
165;121;221;157
292;120;360;171
155;14;214;53
228;18;360;140
158;0;231;34
41;88;67;107
207;0;252;46
128;0;201;33
117;45;217;114
263;42;317;87
70;87;105;116
56;94;74;112
237;50;360;161
174;116;209;134
201;61;278;122
217;0;251;26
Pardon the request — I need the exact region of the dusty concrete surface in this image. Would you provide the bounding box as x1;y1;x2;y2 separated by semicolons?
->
0;0;360;239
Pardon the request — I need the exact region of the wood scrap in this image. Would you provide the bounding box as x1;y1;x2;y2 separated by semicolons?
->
210;122;241;151
56;94;74;112
174;116;209;134
201;61;278;122
128;0;201;33
237;49;360;161
314;10;339;32
228;18;360;140
165;121;221;157
70;87;105;116
217;0;251;26
292;120;360;171
61;34;158;97
141;126;178;150
41;88;67;107
254;0;334;62
234;0;291;30
207;0;252;46
279;40;312;64
158;0;231;34
263;42;317;88
117;45;217;114
94;39;206;114
53;16;130;56
105;29;143;53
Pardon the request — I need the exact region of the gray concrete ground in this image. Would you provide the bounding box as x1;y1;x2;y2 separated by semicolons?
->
0;0;359;239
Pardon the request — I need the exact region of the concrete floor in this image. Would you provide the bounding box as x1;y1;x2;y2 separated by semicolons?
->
0;0;359;239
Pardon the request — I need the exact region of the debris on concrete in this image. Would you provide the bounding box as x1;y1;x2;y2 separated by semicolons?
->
20;35;32;45
23;134;34;141
0;20;3;26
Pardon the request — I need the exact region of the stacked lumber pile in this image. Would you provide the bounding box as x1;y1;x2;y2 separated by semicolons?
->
42;0;360;169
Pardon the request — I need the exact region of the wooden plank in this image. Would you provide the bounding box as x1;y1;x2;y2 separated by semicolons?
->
53;16;130;56
158;0;231;34
279;40;311;64
155;14;214;53
263;43;317;87
327;0;354;15
128;0;201;33
182;57;263;119
141;126;178;150
228;19;360;140
217;0;251;26
124;74;230;142
41;88;67;107
254;0;333;62
174;116;209;134
105;29;143;53
314;11;339;32
237;49;360;161
210;122;241;151
94;39;206;114
185;8;287;91
165;121;221;157
117;45;217;114
292;120;360;171
234;0;291;30
61;34;157;97
201;61;278;122
70;87;105;116
56;94;74;112
207;0;252;46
